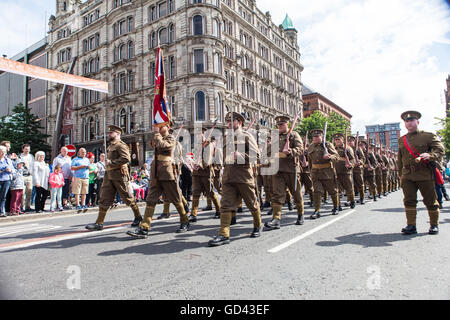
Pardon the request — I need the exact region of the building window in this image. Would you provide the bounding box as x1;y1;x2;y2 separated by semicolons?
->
119;108;127;133
159;1;167;18
150;32;156;48
215;93;223;122
168;24;175;43
213;53;222;74
212;19;220;37
193;15;203;35
169;56;176;79
159;28;168;44
89;116;96;141
127;41;134;59
168;0;174;13
149;62;156;85
195;91;206;121
149;5;156;22
193;49;204;73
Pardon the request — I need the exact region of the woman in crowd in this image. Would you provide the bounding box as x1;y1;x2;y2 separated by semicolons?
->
33;151;50;213
0;146;14;217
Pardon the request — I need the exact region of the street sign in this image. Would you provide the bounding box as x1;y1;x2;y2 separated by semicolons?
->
65;144;76;157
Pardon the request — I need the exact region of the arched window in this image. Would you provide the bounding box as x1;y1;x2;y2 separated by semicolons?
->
119;108;127;133
118;43;126;60
88;58;95;73
159;28;168;44
193;15;203;35
212;19;219;37
195;91;206;122
168;24;175;43
88;117;95;141
150;32;156;48
127;41;134;58
215;93;223;122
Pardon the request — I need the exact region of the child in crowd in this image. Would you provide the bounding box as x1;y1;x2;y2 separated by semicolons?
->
131;176;147;201
49;164;65;212
9;160;26;215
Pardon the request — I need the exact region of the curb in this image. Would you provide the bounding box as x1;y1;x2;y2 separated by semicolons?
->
0;202;148;224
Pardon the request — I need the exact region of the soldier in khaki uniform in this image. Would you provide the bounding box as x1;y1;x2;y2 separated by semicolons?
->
381;148;390;196
85;125;142;231
158;128;190;219
374;146;384;198
361;141;378;201
264;116;304;230
348;135;366;204
127;121;190;238
204;136;223;211
208;112;262;246
333;133;356;210
190;128;221;221
308;129;340;218
260;134;273;214
300;138;314;208
398;111;444;235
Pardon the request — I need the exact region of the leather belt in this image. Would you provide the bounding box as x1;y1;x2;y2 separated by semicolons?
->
338;157;347;162
312;163;332;169
157;155;173;161
277;152;288;159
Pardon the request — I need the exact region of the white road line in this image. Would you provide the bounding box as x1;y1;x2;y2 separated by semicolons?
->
268;210;357;253
0;225;62;237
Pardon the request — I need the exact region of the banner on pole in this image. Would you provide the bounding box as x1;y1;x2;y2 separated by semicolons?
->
152;47;171;127
0;57;109;93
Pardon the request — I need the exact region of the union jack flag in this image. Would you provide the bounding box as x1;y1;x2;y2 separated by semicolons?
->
152;47;171;127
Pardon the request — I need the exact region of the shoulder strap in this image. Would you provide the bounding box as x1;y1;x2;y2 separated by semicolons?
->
402;135;420;158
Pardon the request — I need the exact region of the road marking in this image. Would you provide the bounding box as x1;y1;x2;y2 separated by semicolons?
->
268;210;357;253
0;223;62;237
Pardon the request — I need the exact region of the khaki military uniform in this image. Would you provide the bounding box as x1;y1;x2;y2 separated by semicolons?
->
398;130;444;227
375;153;384;196
363;151;378;198
334;144;356;205
381;153;389;195
300;151;314;199
353;147;366;203
260;140;273;205
308;141;340;211
269;131;304;220
206;144;223;208
95;139;141;225
140;132;188;231
218;128;261;238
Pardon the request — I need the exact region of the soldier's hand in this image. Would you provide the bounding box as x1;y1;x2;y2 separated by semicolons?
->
323;154;331;160
419;153;431;161
345;164;352;169
106;159;111;166
152;125;160;133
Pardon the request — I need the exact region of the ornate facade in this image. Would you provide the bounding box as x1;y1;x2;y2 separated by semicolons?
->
47;0;303;165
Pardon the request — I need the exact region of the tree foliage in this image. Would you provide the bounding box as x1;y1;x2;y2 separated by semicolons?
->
295;111;351;142
0;103;51;156
436;116;450;159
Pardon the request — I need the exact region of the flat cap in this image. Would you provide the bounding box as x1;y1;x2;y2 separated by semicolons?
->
108;125;123;134
225;112;245;124
275;115;290;124
401;110;421;121
310;129;323;136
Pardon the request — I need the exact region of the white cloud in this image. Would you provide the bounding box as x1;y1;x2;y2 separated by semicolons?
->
259;0;450;135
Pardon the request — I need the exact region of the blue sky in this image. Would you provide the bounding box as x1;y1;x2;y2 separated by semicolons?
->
1;0;449;135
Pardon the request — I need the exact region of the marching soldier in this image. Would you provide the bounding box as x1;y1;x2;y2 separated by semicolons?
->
300;139;314;208
260;134;273;214
361;141;378;202
85;125;142;231
398;111;444;235
190;128;221;221
381;148;390;196
348;135;366;204
308;129;340;218
204;136;223;211
127;121;190;238
333;133;356;210
374;146;384;198
208;112;262;246
264;116;304;230
158;128;190;219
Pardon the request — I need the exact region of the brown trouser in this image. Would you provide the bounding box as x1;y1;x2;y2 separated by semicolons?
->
192;175;220;215
337;173;355;204
312;176;338;212
96;178;141;224
401;177;439;226
301;171;313;195
262;175;273;203
271;172;304;219
219;182;262;238
375;170;383;194
382;170;388;194
140;180;188;230
364;174;377;197
353;169;365;201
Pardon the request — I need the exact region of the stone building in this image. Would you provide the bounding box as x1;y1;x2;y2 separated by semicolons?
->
46;0;303;165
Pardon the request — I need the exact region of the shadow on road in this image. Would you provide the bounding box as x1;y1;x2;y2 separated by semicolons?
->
315;231;427;248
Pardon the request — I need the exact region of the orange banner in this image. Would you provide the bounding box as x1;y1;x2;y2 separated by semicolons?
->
0;57;109;93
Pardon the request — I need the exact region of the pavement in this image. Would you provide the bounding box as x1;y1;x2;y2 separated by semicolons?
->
1;190;450;300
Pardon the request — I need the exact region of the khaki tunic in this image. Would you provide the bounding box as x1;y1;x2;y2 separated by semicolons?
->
308;141;339;196
334;145;356;201
353;147;365;195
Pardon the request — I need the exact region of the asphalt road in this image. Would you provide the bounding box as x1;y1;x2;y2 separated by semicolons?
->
1;190;449;300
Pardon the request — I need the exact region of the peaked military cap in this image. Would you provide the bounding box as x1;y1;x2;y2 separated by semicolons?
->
358;139;368;145
275;115;290;124
332;133;345;140
108;125;123;134
401;110;421;121
310;129;323;136
225;111;246;123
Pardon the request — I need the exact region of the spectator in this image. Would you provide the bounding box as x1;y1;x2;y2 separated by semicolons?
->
33;151;50;213
1;141;17;214
71;148;90;212
53;147;73;210
49;164;65;212
19;144;34;212
86;152;98;207
131;176;147;201
139;164;150;181
96;153;106;205
0;146;14;217
180;157;193;201
9;160;26;216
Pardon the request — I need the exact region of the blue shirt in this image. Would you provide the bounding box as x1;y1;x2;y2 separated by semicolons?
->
71;157;90;179
0;158;14;182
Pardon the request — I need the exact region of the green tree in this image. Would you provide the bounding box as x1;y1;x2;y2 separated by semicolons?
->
436;116;450;159
295;111;351;142
0;103;51;156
